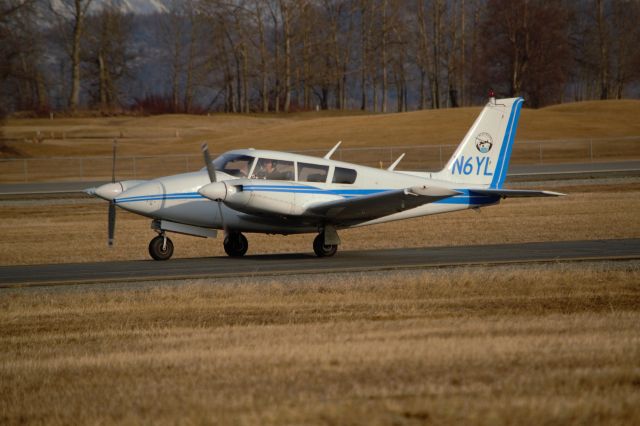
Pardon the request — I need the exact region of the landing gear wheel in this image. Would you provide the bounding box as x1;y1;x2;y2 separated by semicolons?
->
224;232;248;257
149;235;174;261
313;233;338;257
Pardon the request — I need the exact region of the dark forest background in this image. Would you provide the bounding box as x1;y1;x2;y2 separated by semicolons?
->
2;0;640;115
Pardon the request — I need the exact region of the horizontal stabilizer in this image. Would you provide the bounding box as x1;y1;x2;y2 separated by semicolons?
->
469;188;565;198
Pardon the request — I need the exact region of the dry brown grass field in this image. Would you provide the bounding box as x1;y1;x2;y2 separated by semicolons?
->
1;262;639;424
2;101;639;424
1;182;639;266
3;99;640;158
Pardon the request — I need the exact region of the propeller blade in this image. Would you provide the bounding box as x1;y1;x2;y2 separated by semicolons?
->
200;143;225;231
201;143;216;183
217;200;226;233
108;201;116;247
111;139;117;183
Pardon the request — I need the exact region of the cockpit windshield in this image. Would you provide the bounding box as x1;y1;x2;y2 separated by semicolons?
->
207;154;255;178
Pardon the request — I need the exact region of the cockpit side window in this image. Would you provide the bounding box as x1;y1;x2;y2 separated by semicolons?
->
212;154;255;178
297;162;329;183
253;158;295;181
332;167;357;184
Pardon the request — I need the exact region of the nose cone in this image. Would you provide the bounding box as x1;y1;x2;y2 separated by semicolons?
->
199;182;227;201
115;181;164;215
89;180;148;201
94;182;124;201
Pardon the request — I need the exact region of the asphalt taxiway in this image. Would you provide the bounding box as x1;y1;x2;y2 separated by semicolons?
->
1;161;639;195
1;239;638;288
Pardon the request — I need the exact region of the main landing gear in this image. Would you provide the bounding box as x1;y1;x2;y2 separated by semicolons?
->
146;228;338;260
313;226;340;257
149;234;174;261
147;229;249;261
313;233;337;257
224;231;249;257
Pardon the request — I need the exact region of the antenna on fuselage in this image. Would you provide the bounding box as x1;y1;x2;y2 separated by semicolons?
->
387;153;405;171
324;141;342;159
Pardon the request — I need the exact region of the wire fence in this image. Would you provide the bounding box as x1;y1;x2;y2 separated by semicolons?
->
1;136;639;183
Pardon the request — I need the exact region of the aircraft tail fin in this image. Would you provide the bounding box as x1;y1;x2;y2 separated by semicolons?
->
433;97;524;188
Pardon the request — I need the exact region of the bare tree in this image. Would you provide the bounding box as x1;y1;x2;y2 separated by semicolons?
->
1;0;49;111
480;0;570;107
595;0;609;99
84;2;133;111
609;0;640;99
52;0;94;110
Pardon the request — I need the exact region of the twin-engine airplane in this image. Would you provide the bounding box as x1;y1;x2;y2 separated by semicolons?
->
88;96;564;260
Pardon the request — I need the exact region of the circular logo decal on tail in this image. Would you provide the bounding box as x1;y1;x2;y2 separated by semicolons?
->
475;132;493;153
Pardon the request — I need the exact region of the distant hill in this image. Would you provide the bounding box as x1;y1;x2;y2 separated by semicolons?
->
4;99;640;159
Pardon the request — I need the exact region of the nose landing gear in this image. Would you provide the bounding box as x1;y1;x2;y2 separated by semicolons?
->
224;231;249;257
149;233;174;261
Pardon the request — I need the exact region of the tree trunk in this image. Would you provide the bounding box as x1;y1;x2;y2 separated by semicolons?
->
460;0;466;106
360;2;368;110
184;10;197;113
281;1;291;113
98;51;107;110
596;0;609;100
431;0;441;109
256;3;269;112
381;0;387;113
69;0;88;111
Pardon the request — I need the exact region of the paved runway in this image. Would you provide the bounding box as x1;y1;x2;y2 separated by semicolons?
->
1;239;638;288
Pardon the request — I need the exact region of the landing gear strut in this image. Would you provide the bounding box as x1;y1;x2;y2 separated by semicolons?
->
313;232;338;257
224;231;248;257
149;234;174;261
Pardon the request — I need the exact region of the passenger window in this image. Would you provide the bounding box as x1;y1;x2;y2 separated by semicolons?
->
332;167;357;184
253;158;295;181
297;162;329;183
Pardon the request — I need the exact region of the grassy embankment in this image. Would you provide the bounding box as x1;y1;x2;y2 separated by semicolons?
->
2;99;639;182
1;262;639;424
3;99;640;158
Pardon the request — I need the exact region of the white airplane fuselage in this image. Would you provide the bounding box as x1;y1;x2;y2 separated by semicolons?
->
112;150;498;234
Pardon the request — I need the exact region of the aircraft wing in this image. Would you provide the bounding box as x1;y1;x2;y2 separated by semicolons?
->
469;188;565;198
305;185;460;223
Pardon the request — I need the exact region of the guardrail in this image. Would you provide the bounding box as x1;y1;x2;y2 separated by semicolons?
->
1;136;639;183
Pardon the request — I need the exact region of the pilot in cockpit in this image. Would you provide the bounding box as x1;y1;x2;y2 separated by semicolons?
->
255;159;276;179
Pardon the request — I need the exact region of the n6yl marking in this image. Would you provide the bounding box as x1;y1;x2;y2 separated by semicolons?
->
452;156;493;176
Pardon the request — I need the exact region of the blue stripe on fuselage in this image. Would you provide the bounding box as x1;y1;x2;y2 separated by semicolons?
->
114;186;499;207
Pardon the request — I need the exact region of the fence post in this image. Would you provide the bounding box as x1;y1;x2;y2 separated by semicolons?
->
539;142;543;164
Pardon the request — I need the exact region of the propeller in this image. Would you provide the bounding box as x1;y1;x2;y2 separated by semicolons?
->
108;139;117;247
201;142;216;183
201;143;226;232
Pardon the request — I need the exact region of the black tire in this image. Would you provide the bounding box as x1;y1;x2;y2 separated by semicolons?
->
149;235;174;261
224;232;248;257
313;233;338;257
